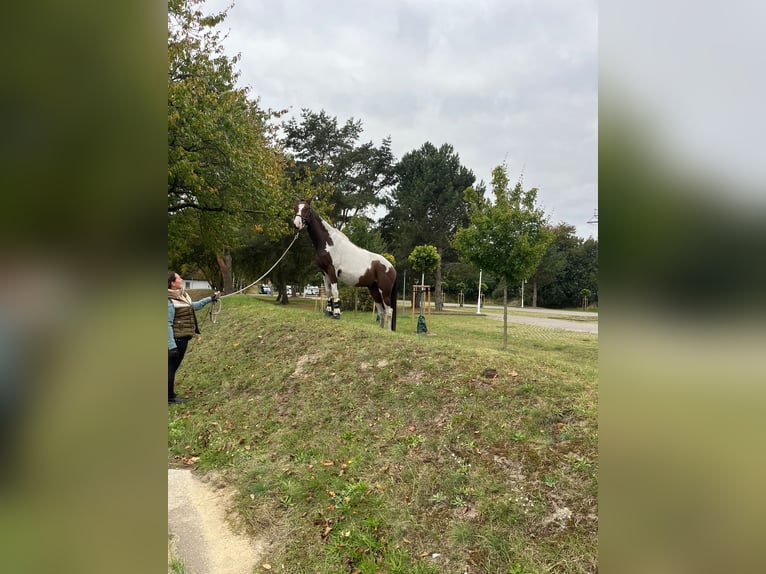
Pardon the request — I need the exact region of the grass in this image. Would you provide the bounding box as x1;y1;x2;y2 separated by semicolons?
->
168;535;185;574
169;295;598;573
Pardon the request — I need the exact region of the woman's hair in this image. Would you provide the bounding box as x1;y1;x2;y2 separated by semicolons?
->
168;271;179;288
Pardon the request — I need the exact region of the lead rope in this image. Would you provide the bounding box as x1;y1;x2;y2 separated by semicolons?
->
204;231;302;323
206;298;222;324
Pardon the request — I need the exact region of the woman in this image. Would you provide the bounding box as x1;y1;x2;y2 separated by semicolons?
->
167;272;219;404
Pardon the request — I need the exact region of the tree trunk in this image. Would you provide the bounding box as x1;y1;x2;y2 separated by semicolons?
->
216;248;233;293
503;283;508;350
276;284;289;305
274;265;289;305
532;279;538;307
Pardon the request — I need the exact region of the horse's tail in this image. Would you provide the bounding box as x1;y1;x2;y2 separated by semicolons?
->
390;275;398;332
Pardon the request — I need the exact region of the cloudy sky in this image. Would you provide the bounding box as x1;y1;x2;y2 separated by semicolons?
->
205;0;598;239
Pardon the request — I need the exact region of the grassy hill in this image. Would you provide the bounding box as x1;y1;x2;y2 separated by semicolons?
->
168;295;598;573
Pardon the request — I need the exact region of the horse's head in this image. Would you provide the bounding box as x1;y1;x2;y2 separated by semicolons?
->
293;199;312;231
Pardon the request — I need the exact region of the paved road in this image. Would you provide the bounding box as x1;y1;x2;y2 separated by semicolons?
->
484;311;598;334
445;303;599;334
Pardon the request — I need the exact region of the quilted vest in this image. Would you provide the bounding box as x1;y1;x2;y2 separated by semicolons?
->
168;289;200;339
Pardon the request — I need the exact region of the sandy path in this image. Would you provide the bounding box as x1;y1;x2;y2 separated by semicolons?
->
168;469;265;574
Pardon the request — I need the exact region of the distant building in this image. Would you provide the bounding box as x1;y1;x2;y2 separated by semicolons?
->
182;278;212;290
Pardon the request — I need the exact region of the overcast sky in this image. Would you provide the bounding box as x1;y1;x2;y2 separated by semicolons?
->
204;0;598;239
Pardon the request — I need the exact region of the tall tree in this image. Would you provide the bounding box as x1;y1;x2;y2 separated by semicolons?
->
453;163;552;349
533;228;598;309
282;109;396;228
168;0;288;291
528;223;580;307
384;142;475;311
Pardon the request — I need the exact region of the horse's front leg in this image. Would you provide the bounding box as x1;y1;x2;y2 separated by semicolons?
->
329;281;341;319
322;275;334;317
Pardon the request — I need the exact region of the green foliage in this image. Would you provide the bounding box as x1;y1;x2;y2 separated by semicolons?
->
408;245;440;275
453;163;552;287
529;223;578;305
383;142;475;268
534;224;598;308
168;556;185;574
441;261;497;300
168;0;290;283
454;162;553;347
282;109;396;229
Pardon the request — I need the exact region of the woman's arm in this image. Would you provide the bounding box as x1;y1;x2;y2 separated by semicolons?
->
168;300;176;350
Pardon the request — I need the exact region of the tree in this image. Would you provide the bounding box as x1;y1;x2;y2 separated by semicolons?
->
408;245;441;287
534;229;598;309
453;162;553;349
383;142;475;311
528;223;579;307
569;237;599;307
408;245;440;315
282;109;396;228
168;0;288;291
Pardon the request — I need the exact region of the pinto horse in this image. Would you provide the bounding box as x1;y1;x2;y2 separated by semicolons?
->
293;199;397;331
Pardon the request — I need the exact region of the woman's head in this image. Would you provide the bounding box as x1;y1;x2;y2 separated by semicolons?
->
168;271;183;289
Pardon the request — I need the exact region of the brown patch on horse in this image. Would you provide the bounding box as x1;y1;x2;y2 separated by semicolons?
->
359;260;396;305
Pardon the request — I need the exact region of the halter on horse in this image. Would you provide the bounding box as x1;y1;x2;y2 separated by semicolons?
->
293;199;397;331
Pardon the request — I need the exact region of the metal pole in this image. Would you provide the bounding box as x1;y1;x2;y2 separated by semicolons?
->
477;268;482;314
521;280;524;308
402;269;406;310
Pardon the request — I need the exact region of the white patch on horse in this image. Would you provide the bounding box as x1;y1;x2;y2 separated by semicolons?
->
323;225;393;287
293;202;308;230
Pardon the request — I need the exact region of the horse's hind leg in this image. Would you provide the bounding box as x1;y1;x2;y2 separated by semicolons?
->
374;301;386;328
380;301;392;330
368;285;387;329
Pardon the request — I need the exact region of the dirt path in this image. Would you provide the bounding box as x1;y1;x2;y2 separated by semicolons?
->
168;469;265;574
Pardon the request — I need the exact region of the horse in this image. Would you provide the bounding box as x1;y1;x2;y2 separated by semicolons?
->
293;199;397;331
